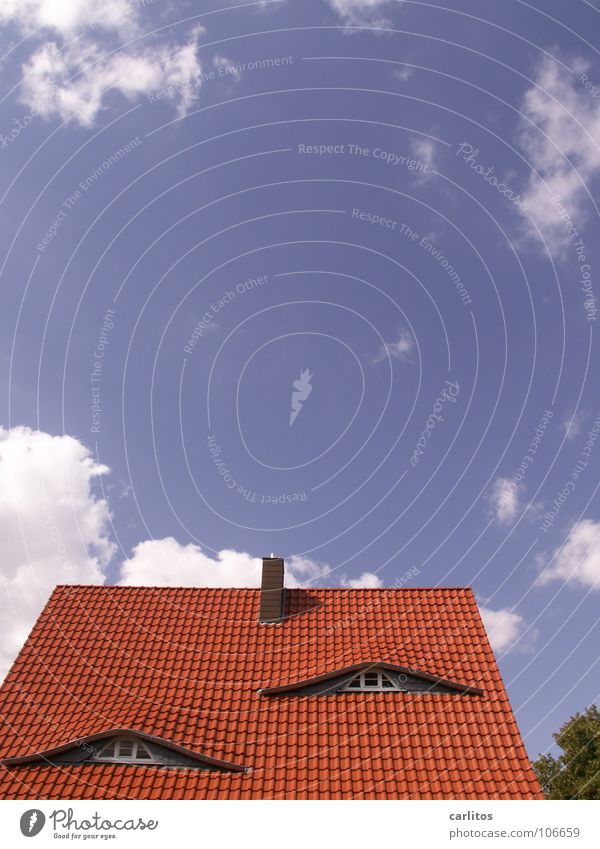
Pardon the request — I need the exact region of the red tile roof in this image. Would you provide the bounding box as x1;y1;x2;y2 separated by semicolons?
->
0;585;542;799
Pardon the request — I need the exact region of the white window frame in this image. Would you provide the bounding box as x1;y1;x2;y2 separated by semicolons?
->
94;736;156;764
342;670;400;691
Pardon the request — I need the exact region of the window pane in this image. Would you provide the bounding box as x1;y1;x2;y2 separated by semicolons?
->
117;740;134;757
136;744;152;759
364;673;379;686
346;676;362;689
382;676;394;688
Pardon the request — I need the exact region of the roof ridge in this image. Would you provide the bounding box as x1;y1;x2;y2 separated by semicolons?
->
52;584;474;591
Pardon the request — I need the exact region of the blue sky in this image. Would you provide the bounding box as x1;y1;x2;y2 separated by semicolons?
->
1;0;599;761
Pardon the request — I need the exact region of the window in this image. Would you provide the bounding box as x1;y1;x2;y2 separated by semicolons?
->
343;670;399;691
95;737;155;763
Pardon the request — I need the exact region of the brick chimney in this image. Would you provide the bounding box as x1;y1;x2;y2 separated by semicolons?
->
259;556;284;623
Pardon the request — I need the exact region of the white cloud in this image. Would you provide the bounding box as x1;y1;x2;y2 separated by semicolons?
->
118;539;331;587
0;426;114;679
562;410;585;440
410;137;436;182
119;539;261;587
340;571;383;588
328;0;394;27
373;329;413;363
394;66;412;82
411;137;435;165
285;554;332;585
0;0;138;36
21;30;204;126
213;54;240;81
539;519;600;589
490;477;520;525
0;2;205;126
480;604;525;653
519;56;600;248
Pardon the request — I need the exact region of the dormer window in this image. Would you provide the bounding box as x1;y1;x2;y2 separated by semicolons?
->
260;664;483;697
343;670;400;691
95;737;155;763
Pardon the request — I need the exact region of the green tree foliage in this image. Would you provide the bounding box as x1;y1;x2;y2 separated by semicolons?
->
532;705;600;799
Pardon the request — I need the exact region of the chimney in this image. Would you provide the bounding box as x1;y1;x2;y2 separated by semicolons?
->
259;555;285;623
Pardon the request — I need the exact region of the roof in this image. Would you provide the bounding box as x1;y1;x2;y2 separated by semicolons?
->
0;585;543;799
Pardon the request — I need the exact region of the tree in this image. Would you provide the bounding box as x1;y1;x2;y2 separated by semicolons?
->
532;705;600;799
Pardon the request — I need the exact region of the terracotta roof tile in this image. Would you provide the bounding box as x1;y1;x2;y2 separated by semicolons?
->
0;585;542;799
